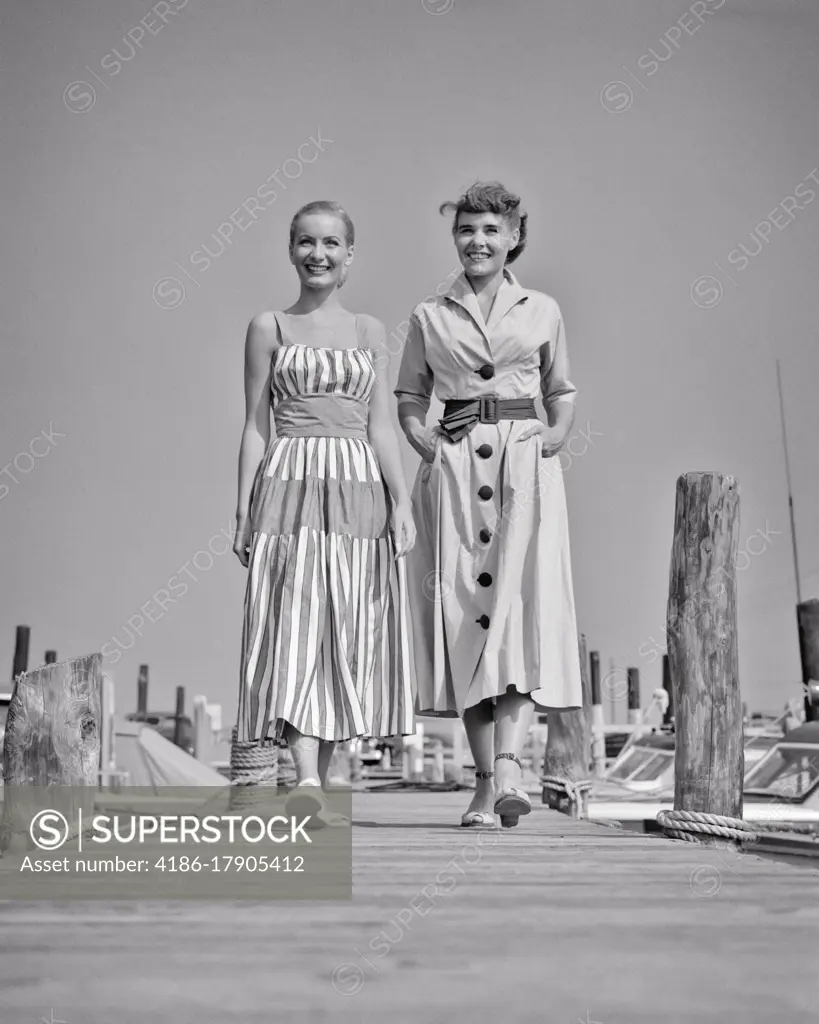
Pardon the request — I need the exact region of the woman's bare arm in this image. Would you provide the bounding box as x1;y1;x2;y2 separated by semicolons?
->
365;316;412;512
235;313;277;527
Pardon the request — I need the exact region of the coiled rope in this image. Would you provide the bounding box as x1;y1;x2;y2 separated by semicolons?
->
542;776;593;806
228;734;281;812
230;738;279;785
657;808;819;843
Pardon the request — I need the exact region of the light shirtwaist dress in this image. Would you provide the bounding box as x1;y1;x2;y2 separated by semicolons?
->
394;268;583;717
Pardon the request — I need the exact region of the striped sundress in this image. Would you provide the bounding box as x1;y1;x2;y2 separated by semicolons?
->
237;312;415;744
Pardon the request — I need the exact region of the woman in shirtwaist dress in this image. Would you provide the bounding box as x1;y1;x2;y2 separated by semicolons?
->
395;182;583;829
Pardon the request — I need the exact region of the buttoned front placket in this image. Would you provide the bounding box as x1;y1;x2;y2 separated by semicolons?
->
441;271;529;637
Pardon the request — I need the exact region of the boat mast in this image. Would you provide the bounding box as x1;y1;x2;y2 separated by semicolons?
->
776;359;802;604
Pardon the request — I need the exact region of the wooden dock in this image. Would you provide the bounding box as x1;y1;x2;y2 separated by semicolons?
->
0;789;817;1023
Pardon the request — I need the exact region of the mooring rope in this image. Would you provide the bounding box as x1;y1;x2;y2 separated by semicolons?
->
229;736;280;787
657;808;819;843
542;775;593;805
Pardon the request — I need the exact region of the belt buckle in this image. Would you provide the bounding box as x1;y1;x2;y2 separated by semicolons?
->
479;396;498;424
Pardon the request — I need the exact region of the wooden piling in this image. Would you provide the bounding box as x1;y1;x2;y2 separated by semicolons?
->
1;653;101;852
589;650;605;777
348;741;362;783
430;739;445;784
579;634;592;718
12;625;30;680
45;650;57;665
661;653;674;725
192;695;209;762
541;636;591;816
403;725;424;782
137;664;149;714
579;634;594;773
627;667;640;725
797;599;819;722
99;672;115;786
389;734;404;774
173;686;185;748
667;472;743;822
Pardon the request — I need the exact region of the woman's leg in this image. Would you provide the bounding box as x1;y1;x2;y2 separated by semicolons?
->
462;698;496;816
493;688;536;793
317;740;338;787
284;725;351;825
283;724;322;785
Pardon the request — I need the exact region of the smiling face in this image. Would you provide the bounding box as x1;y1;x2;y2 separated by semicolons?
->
290;212;353;290
453;211;520;279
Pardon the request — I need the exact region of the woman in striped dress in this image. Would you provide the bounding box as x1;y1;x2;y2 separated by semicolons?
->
233;200;416;802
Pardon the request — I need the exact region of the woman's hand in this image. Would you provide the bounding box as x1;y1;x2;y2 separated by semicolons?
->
233;519;252;567
409;424;441;464
391;502;417;558
516;422;567;458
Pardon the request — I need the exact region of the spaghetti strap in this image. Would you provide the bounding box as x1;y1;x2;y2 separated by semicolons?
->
271;311;287;347
354;313;373;352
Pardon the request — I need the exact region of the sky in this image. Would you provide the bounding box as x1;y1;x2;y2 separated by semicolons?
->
2;0;818;726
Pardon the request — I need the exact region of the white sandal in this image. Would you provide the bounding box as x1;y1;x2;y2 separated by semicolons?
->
493;754;532;828
461;769;497;827
286;780;351;829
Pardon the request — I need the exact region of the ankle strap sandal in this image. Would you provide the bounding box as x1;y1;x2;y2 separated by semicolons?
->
493;753;531;829
494;752;523;770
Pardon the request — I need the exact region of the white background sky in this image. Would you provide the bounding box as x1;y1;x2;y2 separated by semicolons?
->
2;0;818;724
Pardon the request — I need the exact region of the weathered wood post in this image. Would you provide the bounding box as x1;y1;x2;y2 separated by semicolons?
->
1;653;101;853
797;599;819;722
192;695;209;762
590;650;606;777
664;472;743;839
99;672;116;787
541;636;591;816
607;657;617;725
627;667;641;726
348;741;362;783
430;739;445;783
12;625;30;680
137;664;149;715
45;650;57;665
580;635;592;732
173;686;185;748
403;724;424;782
389;733;404;775
661;653;674;726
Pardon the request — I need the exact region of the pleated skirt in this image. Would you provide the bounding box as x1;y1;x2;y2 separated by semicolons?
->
237;434;415;743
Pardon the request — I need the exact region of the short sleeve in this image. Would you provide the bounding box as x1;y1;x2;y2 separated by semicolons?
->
540;312;577;409
394;311;434;412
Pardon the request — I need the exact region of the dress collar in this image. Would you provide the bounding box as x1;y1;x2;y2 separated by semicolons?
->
444;267;528;342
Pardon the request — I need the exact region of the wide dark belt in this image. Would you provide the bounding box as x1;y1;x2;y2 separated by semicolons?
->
439;397;537;443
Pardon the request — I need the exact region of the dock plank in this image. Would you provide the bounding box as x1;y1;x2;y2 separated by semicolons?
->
0;791;817;1023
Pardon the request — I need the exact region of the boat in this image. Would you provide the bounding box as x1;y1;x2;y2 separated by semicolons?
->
588;719;819;841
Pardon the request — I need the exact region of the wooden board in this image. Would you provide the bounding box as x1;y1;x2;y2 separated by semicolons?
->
0;790;816;1023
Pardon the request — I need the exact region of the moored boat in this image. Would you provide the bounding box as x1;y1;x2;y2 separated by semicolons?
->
588;720;819;841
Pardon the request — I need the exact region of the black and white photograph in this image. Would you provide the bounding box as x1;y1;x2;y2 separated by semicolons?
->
2;0;819;1020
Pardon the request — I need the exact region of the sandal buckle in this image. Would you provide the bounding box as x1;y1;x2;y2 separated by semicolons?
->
494;752;523;770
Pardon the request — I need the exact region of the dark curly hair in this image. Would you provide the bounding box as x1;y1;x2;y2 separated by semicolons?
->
439;181;527;264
